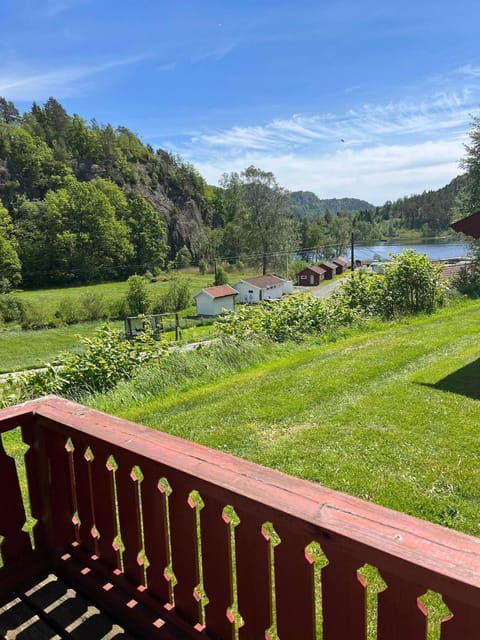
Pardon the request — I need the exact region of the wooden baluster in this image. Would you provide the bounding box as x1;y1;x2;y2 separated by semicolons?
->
88;444;119;569
235;510;271;640
71;442;96;555
440;598;480;640
40;426;75;550
200;497;233;640
167;474;201;628
275;527;316;640
0;434;31;564
114;452;146;588
377;572;427;640
20;420;47;550
321;547;366;640
139;464;171;605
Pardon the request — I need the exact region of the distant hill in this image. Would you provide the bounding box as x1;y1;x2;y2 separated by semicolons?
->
290;191;374;217
375;175;467;234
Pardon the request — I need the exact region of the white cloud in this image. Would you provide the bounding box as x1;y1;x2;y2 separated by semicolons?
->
0;54;148;100
175;89;476;204
189;137;466;205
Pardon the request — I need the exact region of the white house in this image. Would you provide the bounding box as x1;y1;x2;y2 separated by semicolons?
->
233;275;292;304
193;284;238;316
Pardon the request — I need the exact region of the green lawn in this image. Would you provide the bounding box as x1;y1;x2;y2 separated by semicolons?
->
95;300;480;537
0;320;124;372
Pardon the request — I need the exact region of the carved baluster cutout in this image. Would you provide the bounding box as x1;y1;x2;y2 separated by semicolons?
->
65;438;81;543
84;447;100;557
138;468;172;606
305;541;329;640
195;495;232;639
274;526;318;640
321;546;367;640
440;596;480;639
106;455;124;572
115;454;145;587
131;465;149;588
377;571;427;640
2;429;37;549
223;506;244;640
168;476;200;626
0;432;31;564
158;477;177;606
86;445;117;569
236;510;270;640
69;442;96;554
188;490;209;630
418;590;452;640
261;522;281;640
358;564;387;640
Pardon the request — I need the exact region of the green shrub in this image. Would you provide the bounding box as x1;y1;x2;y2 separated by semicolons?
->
0;294;27;323
56;297;84;324
198;259;207;275
214;266;228;286
81;291;109;320
125;275;151;315
20;302;59;330
6;323;166;403
151;277;191;313
215;293;356;342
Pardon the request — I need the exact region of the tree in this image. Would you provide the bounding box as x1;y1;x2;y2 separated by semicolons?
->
458;117;480;216
126;275;150;315
0;199;21;290
0;97;20;124
127;196;168;273
175;245;192;269
383;250;444;317
221;166;299;273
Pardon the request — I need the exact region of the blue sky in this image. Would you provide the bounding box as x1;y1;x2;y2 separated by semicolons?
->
1;0;479;204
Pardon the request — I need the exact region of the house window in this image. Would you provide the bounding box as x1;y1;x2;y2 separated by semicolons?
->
248;290;253;293
300;275;307;280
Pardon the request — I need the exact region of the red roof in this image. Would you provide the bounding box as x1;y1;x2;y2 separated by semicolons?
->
300;265;326;275
451;212;480;239
319;261;338;271
196;285;238;299
333;256;348;266
241;275;286;289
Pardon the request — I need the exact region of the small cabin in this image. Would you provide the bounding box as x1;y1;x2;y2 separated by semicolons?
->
297;265;327;286
193;284;238;316
318;261;338;280
233;275;289;304
332;256;349;274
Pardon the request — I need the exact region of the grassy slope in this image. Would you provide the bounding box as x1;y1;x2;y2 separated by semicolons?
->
97;300;480;536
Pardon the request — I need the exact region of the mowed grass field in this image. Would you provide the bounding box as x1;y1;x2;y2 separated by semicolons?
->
0;269;257;372
96;300;480;536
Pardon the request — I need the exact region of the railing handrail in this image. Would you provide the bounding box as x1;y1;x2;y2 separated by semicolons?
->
3;393;480;608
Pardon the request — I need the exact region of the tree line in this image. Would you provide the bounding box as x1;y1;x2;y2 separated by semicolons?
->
0;96;469;291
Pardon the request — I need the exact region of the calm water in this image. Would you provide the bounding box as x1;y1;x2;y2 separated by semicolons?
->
352;240;471;262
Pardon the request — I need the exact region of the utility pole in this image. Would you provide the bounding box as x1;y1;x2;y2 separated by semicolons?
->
351;231;355;272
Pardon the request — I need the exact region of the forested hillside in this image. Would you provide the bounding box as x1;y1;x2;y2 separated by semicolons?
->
0;96;467;290
290;191;374;216
0;97;219;288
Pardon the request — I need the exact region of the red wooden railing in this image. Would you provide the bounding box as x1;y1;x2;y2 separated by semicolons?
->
1;395;480;639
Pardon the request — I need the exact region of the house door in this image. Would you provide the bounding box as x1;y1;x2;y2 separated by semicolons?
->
310;275;314;284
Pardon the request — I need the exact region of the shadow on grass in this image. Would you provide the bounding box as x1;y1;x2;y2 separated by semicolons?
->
418;358;480;401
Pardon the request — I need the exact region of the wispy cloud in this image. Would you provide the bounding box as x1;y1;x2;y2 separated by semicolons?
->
196;90;474;152
174;88;477;204
0;54;148;100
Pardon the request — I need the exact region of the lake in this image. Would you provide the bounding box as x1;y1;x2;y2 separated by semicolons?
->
352;240;471;262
